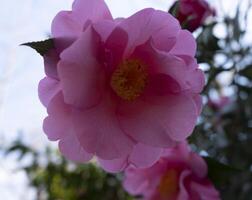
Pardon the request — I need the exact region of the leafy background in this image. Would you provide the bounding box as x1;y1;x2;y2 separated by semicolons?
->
0;0;252;199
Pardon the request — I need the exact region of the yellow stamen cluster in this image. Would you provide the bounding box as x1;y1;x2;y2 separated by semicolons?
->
158;169;179;199
110;60;148;101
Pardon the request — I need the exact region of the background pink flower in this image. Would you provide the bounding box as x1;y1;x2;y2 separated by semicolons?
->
172;0;215;32
123;143;220;200
208;96;231;110
39;0;205;172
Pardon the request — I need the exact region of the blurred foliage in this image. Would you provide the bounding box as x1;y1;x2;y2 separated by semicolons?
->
1;1;252;200
4;140;133;200
190;2;252;199
203;156;241;188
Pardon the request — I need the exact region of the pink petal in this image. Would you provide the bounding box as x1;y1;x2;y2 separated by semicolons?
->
52;0;112;39
170;30;197;56
51;11;82;39
124;163;165;197
118;94;197;146
72;94;134;160
187;68;205;93
43;92;70;141
99;144;163;172
159;95;198;141
177;55;205;93
188;153;208;178
123;168;150;196
43;49;59;79
119;8;180;55
43;38;75;79
44;93;93;162
133;40;203;93
174;142;191;159
93;21;129;71
93;20;117;42
104;26;128;70
59;134;93;162
189;181;220;200
72;0;112;24
58;27;104;108
132;40;188;91
118;99;175;147
38;77;60;107
193;95;203;115
152;26;177;52
98;156;128;173
129;143;163;168
144;74;181;96
177;170;191;200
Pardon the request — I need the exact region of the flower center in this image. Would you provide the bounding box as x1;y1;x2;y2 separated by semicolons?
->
158;169;179;199
110;59;148;101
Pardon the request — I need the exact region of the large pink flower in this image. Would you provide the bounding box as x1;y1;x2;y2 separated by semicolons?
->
123;143;220;200
172;0;215;32
39;0;205;171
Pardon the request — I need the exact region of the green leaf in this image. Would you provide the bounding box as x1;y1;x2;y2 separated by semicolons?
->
22;39;54;56
233;6;242;41
197;24;220;51
204;156;241;187
168;1;179;17
196;23;220;63
239;65;252;80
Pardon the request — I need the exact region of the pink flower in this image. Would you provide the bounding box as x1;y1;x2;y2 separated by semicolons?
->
123;143;220;200
39;0;205;171
172;0;215;32
208;96;231;110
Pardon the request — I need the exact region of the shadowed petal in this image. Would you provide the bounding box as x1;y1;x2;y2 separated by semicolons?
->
72;94;134;160
58;27;104;108
72;0;112;24
118;94;198;145
133;40;204;93
38;77;60;107
170;30;197;56
119;9;180;55
43;92;70;141
59;134;93;162
98;156;128;173
177;170;191;200
52;0;112;39
129;143;163;168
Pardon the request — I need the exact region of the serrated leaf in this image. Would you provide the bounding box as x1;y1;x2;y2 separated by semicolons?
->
22;39;54;56
204;156;241;187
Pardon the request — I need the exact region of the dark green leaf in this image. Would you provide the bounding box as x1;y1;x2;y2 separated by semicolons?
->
22;39;54;56
168;1;179;17
204;156;242;187
196;23;220;62
239;65;252;80
233;6;241;41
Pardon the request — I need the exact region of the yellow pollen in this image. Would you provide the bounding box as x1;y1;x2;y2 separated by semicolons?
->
158;169;179;199
110;59;148;101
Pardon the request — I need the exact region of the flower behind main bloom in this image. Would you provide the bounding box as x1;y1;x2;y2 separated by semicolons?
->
39;0;205;172
123;143;220;200
172;0;215;32
208;96;231;111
